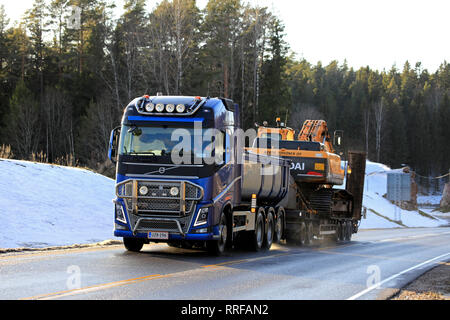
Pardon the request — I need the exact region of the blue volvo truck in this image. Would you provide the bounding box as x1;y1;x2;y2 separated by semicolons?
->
109;95;366;255
108;95;292;255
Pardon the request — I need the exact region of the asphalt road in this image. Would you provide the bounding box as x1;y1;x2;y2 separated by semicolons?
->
1;226;450;300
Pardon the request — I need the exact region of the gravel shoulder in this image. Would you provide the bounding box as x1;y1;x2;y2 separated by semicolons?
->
391;261;450;300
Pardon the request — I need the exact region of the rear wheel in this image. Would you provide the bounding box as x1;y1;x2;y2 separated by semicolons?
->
250;207;265;251
305;222;314;245
263;208;275;250
297;222;307;246
123;237;144;252
274;207;285;244
345;221;352;241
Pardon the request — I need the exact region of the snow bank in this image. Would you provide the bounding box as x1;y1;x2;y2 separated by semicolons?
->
1;159;115;249
359;161;446;229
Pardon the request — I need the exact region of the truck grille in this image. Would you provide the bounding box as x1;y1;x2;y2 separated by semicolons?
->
128;214;193;234
116;179;203;234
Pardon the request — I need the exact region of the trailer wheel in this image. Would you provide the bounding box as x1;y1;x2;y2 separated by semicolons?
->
274;207;285;244
297;222;307;246
250;207;265;251
123;237;144;252
263;208;275;250
207;213;228;255
305;222;314;245
334;223;341;242
345;221;352;242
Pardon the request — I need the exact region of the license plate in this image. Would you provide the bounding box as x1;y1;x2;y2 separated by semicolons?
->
148;231;169;240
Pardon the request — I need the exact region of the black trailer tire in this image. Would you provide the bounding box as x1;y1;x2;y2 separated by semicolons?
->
250;207;265;251
207;213;228;256
334;223;342;242
123;237;145;252
263;208;275;250
274;207;285;244
345;221;352;241
305;222;314;245
297;222;307;246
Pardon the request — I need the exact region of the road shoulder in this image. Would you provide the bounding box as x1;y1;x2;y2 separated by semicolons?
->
390;261;450;300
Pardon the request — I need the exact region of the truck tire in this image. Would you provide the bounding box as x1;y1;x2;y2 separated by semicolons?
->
274;207;285;244
207;213;228;255
345;221;352;242
305;222;314;245
123;237;144;252
250;207;265;251
263;208;275;250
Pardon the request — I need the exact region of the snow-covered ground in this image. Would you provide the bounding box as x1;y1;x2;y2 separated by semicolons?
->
1;158;115;249
0;158;447;249
358;161;446;229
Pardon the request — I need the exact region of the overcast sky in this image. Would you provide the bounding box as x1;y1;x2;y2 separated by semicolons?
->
1;0;449;72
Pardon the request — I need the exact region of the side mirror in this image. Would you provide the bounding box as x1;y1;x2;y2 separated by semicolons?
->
108;126;121;164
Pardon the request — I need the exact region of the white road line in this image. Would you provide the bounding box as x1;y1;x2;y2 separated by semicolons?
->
347;251;450;300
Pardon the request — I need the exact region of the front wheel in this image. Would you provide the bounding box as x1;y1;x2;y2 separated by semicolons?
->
123;237;145;252
207;213;228;255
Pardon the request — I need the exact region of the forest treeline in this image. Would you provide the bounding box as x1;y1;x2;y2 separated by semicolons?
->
0;0;448;177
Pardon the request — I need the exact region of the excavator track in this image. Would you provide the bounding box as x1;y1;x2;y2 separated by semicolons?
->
309;188;333;216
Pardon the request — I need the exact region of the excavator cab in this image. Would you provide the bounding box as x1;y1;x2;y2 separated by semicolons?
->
256;117;296;141
251;118;345;186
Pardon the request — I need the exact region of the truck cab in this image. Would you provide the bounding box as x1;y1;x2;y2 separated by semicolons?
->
109;95;242;253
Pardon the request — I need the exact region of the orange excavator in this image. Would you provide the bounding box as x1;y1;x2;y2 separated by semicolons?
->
251;118;345;186
248;118;359;244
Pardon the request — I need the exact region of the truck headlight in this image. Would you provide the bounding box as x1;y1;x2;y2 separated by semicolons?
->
170;186;179;196
165;104;175;113
176;104;186;113
139;185;149;195
115;203;127;224
145;103;155;112
155;103;165;112
194;207;209;226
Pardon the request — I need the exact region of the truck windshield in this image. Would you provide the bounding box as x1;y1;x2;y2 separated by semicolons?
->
118;125;221;163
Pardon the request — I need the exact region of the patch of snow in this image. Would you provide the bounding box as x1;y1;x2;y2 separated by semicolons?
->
1;159;115;249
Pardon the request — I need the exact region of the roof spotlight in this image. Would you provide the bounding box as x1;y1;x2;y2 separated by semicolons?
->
145;103;155;112
155;103;165;112
166;104;175;113
176;104;186;113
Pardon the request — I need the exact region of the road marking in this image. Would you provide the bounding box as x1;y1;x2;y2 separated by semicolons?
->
201;252;291;269
346;252;450;300
22;274;167;300
375;231;450;243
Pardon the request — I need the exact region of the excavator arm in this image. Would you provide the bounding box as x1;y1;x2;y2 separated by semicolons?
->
298;120;334;153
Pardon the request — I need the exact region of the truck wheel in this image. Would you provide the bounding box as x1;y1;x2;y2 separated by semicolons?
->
123;237;144;252
345;221;352;241
250;207;265;251
305;222;314;245
297;222;307;246
207;213;228;255
334;223;341;242
274;207;285;244
263;208;275;250
339;222;344;242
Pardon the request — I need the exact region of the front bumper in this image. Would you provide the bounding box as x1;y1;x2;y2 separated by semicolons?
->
114;230;219;241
